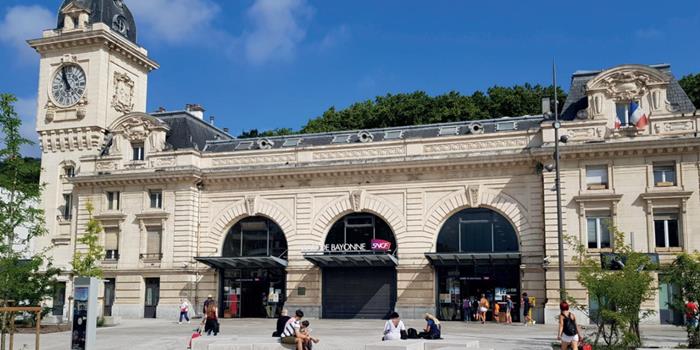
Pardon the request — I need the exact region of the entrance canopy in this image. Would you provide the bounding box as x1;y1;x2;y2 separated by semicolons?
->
196;256;288;269
303;251;398;268
425;252;521;266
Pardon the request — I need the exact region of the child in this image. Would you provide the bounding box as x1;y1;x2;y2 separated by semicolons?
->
299;320;320;350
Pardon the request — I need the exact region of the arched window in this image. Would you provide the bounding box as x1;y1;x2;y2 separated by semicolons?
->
436;208;518;253
222;217;287;258
325;213;396;254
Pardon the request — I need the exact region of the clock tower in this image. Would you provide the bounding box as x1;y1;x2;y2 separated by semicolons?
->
28;0;158;271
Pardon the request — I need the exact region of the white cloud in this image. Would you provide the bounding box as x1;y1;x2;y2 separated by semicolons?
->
319;25;350;51
128;0;221;44
242;0;314;65
0;5;54;59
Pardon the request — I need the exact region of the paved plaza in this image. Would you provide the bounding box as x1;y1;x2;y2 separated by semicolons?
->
12;318;688;350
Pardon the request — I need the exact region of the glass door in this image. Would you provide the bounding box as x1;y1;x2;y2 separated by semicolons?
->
144;278;159;318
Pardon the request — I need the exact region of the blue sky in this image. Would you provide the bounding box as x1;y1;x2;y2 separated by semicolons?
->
1;0;699;157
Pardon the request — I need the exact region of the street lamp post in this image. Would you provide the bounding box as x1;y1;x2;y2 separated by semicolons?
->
552;61;566;301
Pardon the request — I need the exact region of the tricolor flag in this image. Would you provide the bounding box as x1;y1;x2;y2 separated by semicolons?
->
616;101;649;129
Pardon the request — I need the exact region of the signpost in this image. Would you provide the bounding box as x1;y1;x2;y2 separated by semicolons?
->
71;277;98;350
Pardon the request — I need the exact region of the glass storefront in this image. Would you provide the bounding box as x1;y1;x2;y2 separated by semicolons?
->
221;268;286;318
217;217;288;319
432;208;521;321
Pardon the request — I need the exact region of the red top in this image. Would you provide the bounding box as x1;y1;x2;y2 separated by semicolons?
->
686;302;698;319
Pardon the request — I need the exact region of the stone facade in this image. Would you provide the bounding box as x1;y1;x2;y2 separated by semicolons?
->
29;2;698;325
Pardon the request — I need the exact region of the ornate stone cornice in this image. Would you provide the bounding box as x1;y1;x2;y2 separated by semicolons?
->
69;169;201;187
533;137;700;162
28;26;159;71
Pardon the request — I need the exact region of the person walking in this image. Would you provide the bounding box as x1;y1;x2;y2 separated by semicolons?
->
686;298;699;329
204;300;219;336
382;312;406;341
478;294;489;324
179;298;191;324
505;295;513;324
557;301;581;350
462;298;471;322
203;294;214;315
522;292;532;325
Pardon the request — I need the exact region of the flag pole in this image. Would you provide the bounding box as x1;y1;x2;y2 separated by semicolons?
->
553;58;566;301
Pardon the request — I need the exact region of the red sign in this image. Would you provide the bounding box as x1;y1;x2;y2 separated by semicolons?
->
371;239;391;252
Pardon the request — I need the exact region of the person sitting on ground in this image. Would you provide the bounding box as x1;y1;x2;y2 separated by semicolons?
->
299;320;320;350
273;309;291;337
418;313;441;340
281;309;306;350
382;312;406;341
557;301;581;350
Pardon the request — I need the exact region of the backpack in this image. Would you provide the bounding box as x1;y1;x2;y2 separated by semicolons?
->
563;314;577;336
407;328;419;339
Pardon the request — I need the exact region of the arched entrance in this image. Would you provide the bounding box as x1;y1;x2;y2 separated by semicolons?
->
197;216;288;319
304;213;398;319
426;208;520;321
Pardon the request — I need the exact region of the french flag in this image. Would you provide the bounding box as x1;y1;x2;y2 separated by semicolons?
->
616;101;649;129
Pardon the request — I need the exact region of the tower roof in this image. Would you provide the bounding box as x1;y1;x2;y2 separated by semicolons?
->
57;0;137;43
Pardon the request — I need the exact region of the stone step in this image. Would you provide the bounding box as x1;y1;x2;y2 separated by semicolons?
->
191;336;238;350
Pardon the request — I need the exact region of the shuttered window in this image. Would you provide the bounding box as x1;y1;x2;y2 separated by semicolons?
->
146;227;162;255
104;227;119;250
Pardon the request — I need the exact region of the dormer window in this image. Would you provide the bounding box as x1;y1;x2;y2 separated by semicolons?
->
132;143;145;161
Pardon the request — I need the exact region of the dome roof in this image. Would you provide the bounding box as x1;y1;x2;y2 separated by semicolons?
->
57;0;137;43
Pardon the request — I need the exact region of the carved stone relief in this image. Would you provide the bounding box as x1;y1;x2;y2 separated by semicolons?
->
350;190;366;212
466;185;481;208
111;72;135;113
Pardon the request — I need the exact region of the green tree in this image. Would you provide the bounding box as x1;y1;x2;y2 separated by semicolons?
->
679;73;700;109
0;94;59;350
662;253;700;348
246;84;567;136
238;128;294;139
567;227;656;349
71;201;104;278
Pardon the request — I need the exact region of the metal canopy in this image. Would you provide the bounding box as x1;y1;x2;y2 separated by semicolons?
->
303;252;398;268
424;252;521;266
195;256;288;269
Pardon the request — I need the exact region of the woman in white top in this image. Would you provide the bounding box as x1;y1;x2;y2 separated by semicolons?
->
382;312;406;341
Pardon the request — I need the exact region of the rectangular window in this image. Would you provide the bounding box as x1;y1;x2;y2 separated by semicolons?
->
145;226;162;260
655;214;680;248
149;190;163;209
586;165;609;190
64;166;75;178
586;216;611;249
62;194;72;220
132;143;145;161
107;191;120;210
653;163;677;187
104;227;119;261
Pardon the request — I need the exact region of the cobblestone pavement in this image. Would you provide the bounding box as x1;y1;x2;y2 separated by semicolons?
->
12;318;688;350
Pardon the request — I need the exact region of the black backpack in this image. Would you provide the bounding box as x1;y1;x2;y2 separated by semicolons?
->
563;314;577;336
407;328;419;339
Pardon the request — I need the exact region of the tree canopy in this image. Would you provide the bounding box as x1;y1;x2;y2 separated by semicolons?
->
239;84;567;138
679;73;700;109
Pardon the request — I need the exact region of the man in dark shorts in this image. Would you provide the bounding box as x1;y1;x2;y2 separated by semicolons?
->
522;292;531;325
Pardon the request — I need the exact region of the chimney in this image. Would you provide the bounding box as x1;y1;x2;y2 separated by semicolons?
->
209;116;215;125
185;104;205;119
156;106;166;113
223;128;230;133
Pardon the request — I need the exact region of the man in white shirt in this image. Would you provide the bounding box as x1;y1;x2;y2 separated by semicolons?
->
280;309;309;350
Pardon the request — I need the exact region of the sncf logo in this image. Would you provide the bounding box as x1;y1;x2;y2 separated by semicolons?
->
371;239;391;252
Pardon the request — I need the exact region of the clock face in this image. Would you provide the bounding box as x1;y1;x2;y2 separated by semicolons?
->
51;64;86;107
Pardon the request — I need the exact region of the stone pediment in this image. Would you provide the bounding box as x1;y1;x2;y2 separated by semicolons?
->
586;65;670;102
110;113;168;142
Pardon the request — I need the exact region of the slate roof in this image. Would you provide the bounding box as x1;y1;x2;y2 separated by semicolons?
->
202;116;544;154
57;0;137;43
153;111;233;151
561;64;697;120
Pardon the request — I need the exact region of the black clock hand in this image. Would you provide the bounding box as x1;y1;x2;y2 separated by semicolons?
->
61;67;72;91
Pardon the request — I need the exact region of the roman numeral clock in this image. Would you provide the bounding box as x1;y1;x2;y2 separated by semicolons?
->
51;63;86;108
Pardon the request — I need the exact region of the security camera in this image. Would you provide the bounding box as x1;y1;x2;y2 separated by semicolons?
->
544;164;555;172
559;135;569;144
543;256;551;264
